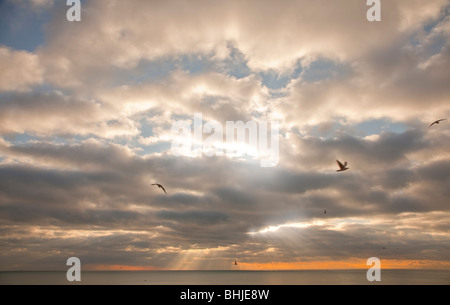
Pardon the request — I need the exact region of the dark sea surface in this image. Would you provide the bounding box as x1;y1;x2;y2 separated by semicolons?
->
1;269;449;285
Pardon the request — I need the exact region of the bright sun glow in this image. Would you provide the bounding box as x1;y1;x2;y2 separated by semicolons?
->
248;220;327;234
249;218;377;235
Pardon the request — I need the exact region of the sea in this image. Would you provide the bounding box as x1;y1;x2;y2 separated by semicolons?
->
0;269;449;285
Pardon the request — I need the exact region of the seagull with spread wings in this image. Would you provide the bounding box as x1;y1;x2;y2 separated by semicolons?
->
336;160;349;172
152;183;167;194
429;119;447;128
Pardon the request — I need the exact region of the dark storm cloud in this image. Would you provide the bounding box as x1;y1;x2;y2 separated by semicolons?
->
212;187;257;207
156;210;229;225
0;91;109;136
303;128;427;169
1;126;447;234
376;167;417;190
418;159;450;182
6;140;148;173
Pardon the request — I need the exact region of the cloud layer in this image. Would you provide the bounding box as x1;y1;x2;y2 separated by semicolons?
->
1;0;450;271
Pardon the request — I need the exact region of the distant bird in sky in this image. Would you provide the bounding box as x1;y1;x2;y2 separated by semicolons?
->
324;209;327;215
429;119;447;128
151;183;167;194
336;160;349;172
234;260;238;266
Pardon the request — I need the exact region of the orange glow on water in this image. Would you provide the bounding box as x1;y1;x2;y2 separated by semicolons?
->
237;259;450;270
87;259;450;271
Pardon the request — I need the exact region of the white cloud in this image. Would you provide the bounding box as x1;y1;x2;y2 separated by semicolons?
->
0;47;43;91
37;0;449;87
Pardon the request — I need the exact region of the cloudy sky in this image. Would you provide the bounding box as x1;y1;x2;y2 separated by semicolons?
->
1;0;450;271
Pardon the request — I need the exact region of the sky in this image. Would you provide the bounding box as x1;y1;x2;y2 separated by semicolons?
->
0;0;450;271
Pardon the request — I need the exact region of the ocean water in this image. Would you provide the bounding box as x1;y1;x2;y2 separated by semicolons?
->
1;269;449;285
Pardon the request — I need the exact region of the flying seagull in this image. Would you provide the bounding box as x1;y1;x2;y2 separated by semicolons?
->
336;160;349;172
429;119;447;128
152;183;167;194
